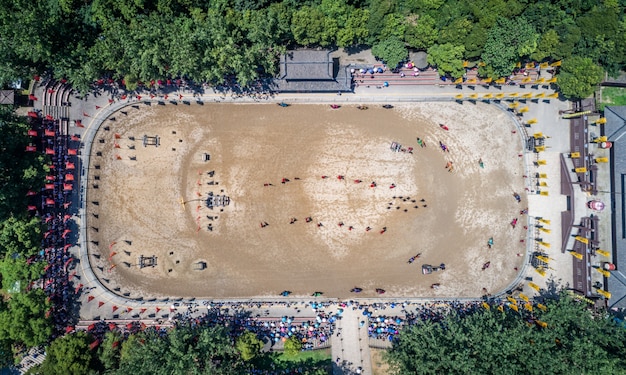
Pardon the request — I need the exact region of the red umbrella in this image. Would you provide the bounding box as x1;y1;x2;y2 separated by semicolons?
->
89;340;100;350
87;324;95;331
125;323;133;329
108;323;117;331
65;326;74;334
45;148;55;155
68;149;77;155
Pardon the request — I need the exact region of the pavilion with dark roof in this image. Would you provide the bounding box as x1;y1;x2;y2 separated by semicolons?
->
273;50;352;93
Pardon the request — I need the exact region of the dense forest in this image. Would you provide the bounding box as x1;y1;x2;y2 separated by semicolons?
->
0;0;624;97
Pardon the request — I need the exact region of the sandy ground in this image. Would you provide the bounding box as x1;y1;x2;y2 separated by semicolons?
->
86;102;527;299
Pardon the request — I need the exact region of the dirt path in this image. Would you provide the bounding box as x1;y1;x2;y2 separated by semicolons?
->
87;102;526;299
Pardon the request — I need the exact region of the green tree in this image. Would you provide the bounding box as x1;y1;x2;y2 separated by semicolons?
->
283;336;302;357
337;8;370;47
0;216;43;258
235;331;263;361
482;17;539;78
385;292;626;374
291;6;334;47
427;43;465;78
404;14;437;50
98;331;123;372
372;37;407;68
0;289;52;348
531;29;560;62
32;332;95;375
557;56;604;100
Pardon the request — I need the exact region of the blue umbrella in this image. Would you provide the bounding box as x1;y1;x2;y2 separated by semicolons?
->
368;69;375;74
376;67;384;73
384;82;389;87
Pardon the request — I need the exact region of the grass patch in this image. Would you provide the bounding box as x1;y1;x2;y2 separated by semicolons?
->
252;349;332;374
599;87;626;111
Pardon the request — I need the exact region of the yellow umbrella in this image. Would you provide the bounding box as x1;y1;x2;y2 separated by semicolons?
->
575;167;587;173
595;157;608;163
454;77;463;84
537;173;547;179
569;250;583;260
526;118;537;124
483;77;493;84
497;305;504;312
509;102;519;109
467;78;477;84
522;92;533;99
495;78;506;85
536;320;548;328
597;289;611;299
570;152;581;158
547;91;558;98
507;296;517;305
593;136;607;143
535;267;546;276
519;106;530;113
538;227;551;233
509;92;519;97
524;303;533;312
482;302;490;310
595;118;607;125
469;93;478;99
537;218;550;224
535;78;546;84
539;181;548;187
596;267;610;277
535;92;545;98
478;61;486;67
528;282;540;291
537;240;550;247
515;62;522;68
519;293;530;302
525;63;535;69
551;60;562;67
509;303;519;312
534;145;546;152
596;249;610;257
536;159;547;165
522;77;532;84
540;62;549;68
495;93;505;99
463;60;469;67
536;303;547;311
455;94;464;99
536;255;550;263
575;236;588;244
547;77;557;84
483;93;493;99
539;191;549;196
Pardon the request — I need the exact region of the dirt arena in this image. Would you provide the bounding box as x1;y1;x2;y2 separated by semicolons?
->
86;102;527;299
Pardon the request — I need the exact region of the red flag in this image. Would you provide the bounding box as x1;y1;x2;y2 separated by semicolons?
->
136;95;142;100
68;149;77;155
65;174;74;181
25;146;37;152
45;114;54;120
109;251;117;259
87;295;95;302
164;94;169;100
44;130;55;137
120;95;127;100
28;129;38;136
126;307;133;313
45;148;55;155
26;190;36;196
45;198;55;205
65;162;75;169
83;112;90;117
98;301;105;308
63;184;73;191
27;205;37;211
28;94;38;101
71;135;80;141
114;133;121;139
108;323;117;331
150;94;155;99
89;340;100;350
155;307;161;313
95;105;101;109
46;175;55;181
65;326;74;334
140;308;147;314
45;184;54;190
87;324;95;331
108;99;114;104
112;305;118;312
179;94;183;100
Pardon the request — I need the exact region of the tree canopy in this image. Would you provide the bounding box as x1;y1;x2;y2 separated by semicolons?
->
385;293;626;375
0;0;621;92
558;56;605;99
